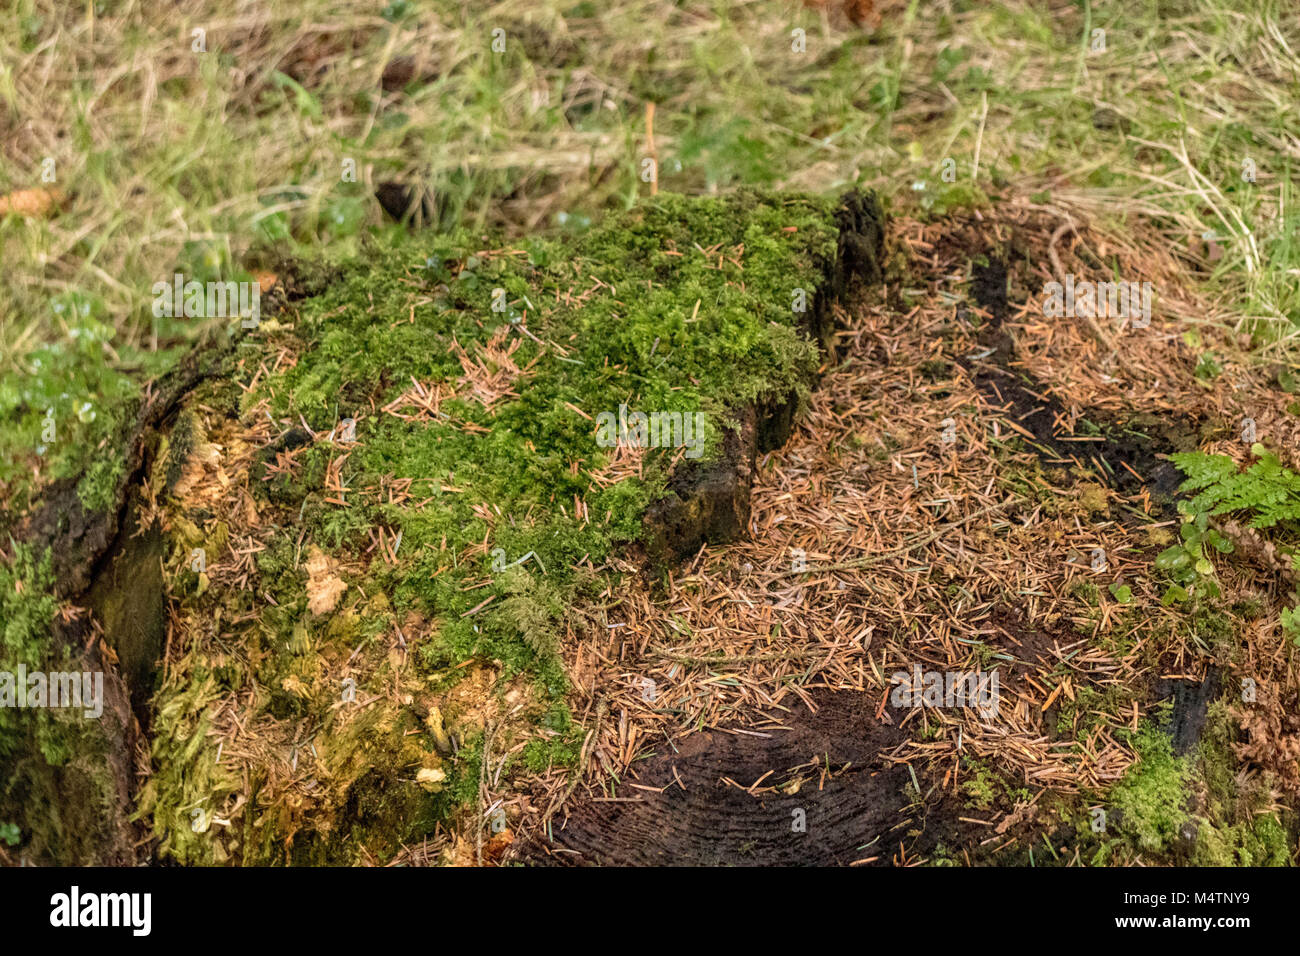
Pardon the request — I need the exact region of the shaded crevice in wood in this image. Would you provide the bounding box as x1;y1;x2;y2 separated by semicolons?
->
641;189;885;568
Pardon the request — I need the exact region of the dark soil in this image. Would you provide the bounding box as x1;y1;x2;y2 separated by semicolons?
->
966;257;1191;503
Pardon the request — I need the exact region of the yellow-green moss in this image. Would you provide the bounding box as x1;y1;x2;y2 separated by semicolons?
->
1110;725;1189;855
1188;701;1294;866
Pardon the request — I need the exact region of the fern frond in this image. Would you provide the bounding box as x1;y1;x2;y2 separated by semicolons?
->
1171;449;1300;530
1169;452;1236;493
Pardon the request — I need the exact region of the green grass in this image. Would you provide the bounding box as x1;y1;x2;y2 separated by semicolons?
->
4;0;1299;385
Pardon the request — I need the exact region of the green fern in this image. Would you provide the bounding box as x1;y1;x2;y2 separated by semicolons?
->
1169;444;1300;529
1170;444;1300;644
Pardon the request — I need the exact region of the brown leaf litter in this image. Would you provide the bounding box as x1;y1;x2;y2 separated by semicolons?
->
512;203;1300;864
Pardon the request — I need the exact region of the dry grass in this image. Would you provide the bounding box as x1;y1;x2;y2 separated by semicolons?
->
4;1;1299;363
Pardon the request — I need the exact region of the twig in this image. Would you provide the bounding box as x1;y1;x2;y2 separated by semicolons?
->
542;697;608;829
1048;218;1115;356
476;718;502;866
648;647;828;665
645;102;658;196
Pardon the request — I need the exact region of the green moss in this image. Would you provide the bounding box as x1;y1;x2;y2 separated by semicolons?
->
1184;604;1239;654
1193;811;1290;866
521;697;584;774
1054;685;1117;742
958;756;1032;812
0;545;60;762
133;665;236;865
1068;578;1100;607
1136;601;1240;664
914;181;991;218
961;765;998;811
140;190;849;863
0;313;175;519
0;545;130;863
258;191;839;654
1187;701;1294;866
160;407;207;495
1110;725;1189;855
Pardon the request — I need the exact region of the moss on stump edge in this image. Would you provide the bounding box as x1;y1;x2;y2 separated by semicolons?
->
2;189;879;865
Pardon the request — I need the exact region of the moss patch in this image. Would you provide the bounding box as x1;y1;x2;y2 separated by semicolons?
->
1110;724;1190;856
136;189;851;863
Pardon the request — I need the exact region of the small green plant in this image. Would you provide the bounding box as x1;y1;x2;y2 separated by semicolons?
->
1193;352;1222;381
0;822;20;846
1153;503;1233;604
1170;444;1300;528
1282;593;1300;644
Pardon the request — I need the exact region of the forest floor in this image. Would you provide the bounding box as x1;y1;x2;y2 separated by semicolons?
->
3;1;1300;866
10;190;1296;868
517;206;1300;866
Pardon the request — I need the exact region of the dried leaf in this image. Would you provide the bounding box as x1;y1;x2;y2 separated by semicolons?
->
0;188;65;218
305;547;347;616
